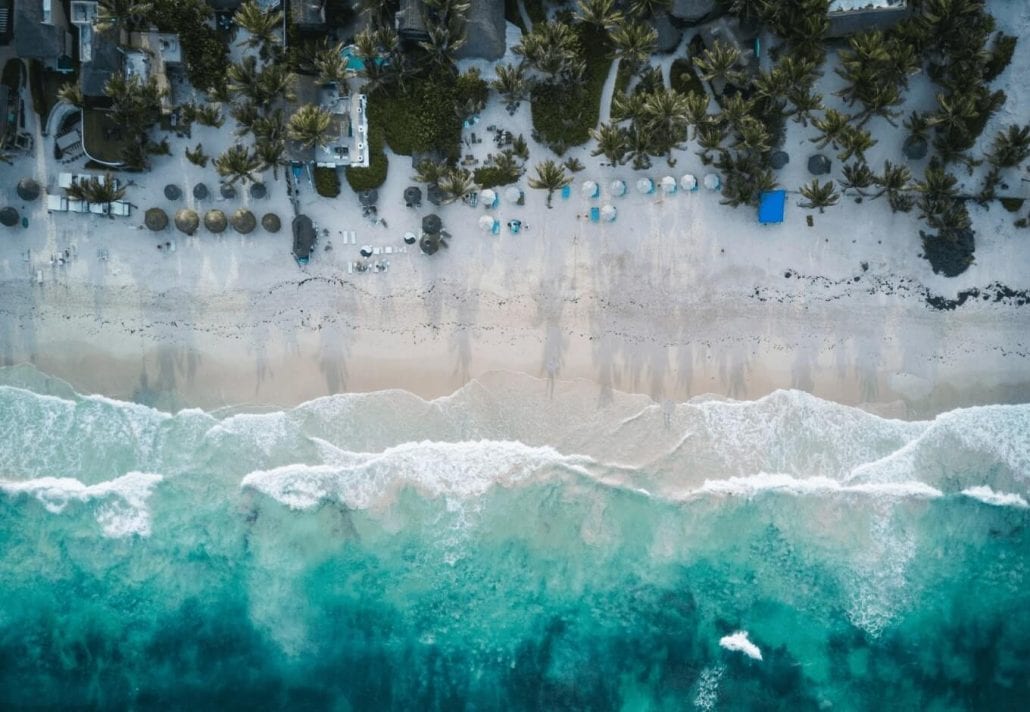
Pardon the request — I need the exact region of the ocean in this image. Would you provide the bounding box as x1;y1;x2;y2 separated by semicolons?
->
0;365;1027;710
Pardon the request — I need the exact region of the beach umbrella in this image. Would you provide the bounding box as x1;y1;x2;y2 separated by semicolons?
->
404;231;417;244
679;174;698;191
581;180;599;198
427;184;444;206
175;208;199;235
404;186;422;207
204;209;227;233
220;183;237;199
17;178;41;201
661;176;677;194
636;177;654;194
422;213;442;235
358;189;379;206
0;207;19;227
703;173;721;190
250;182;267;199
478;214;496;232
360;245;373;257
600;204;617;222
480;188;496;208
903;136;928;161
261;213;281;233
504;186;522;204
807;154;831;176
193;183;209;200
145;207;168;231
770;151;790;170
164;184;181;200
419;235;439;255
610;179;627;197
231;208;256;234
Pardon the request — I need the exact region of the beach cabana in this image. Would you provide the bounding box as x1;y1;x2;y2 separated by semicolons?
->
204;209;227;233
231;209;256;234
758;190;786;224
601;204;617;222
261;213;281;233
17;178;41;201
404;186;422;208
175;209;200;235
220;183;237;199
250;183;267;199
636;177;654;195
422;214;442;235
582;180;599;199
0;207;20;227
478;214;498;233
504;186;523;205
480;188;498;208
610;179;627;197
661;176;677;194
193;183;209;201
679;174;698;192
404;231;417;244
292;215;316;264
145;207;168;231
164;184;181;201
807;154;831;176
703;173;721;191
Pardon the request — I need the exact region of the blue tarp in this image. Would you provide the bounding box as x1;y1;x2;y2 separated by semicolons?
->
758;190;786;224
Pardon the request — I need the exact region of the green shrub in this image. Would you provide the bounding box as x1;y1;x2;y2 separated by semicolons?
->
1001;197;1024;213
670;58;705;96
456;69;488;114
985;32;1017;82
366;74;462;161
474;166;517;188
314;166;341;197
147;0;228;93
346;126;388;191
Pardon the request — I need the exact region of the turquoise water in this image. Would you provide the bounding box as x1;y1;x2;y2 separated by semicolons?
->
0;366;1027;709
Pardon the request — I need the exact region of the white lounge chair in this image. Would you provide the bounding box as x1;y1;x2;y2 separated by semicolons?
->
58;173;74;189
47;195;69;212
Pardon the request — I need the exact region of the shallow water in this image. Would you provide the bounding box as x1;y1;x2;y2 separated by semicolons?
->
0;365;1027;710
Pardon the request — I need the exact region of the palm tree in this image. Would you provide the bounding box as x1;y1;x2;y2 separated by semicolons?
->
528;160;571;208
693;39;744;86
840;161;875;197
914;159;958;202
57;83;84;108
438;168;478;204
95;0;152;34
718;93;754;133
185;143;209;167
810;108;850;149
640;87;690;160
986;124;1030;168
492;63;529;109
235;0;283;52
576;0;624;31
932;91;977;140
66;174;126;205
0;135;12;166
257;63;296;104
611;23;657;74
798;179;840;213
420;17;468;68
232;102;260;137
787;84;822;126
196;103;224;128
287;105;332;149
628;0;671;19
514;21;581;85
228;56;261;102
683;92;710;138
590;122;629;165
873;160;914;212
255;137;286;180
733;116;771;155
314;44;349;88
836;125;876;163
414;159;450;187
215;144;261;186
696;120;727;164
903;110;934;141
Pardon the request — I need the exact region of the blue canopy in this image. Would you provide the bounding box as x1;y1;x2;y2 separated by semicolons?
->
758;190;786;224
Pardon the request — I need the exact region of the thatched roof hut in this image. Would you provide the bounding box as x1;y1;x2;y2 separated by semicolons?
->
261;213;281;233
204;209;227;233
422;213;442;234
145;207;169;231
231;208;256;234
17;178;41;201
193;183;209;200
175;208;200;235
164;184;182;200
0;207;19;226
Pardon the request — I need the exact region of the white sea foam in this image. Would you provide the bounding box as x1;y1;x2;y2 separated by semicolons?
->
693;666;724;711
686;473;942;500
0;472;163;537
719;631;762;660
961;486;1030;509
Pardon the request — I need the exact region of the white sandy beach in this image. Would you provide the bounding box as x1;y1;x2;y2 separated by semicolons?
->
1;8;1029;417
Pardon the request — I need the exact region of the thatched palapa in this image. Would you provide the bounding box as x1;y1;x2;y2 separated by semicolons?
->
145;207;169;231
231;209;256;234
261;213;281;233
175;208;200;235
17;178;41;201
204;209;227;233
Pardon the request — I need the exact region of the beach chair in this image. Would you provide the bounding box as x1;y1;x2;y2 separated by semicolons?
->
561;185;571;200
589;207;600;223
492;221;501;235
47;195;69;212
58;173;74;189
508;220;521;234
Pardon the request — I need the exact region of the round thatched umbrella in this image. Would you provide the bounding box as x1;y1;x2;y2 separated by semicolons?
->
422;214;442;235
419;235;439;255
358;189;379;206
204;209;227;233
250;182;267;199
427;184;444;206
193;183;209;201
145;207;169;231
220;183;237;199
261;213;281;233
903;136;928;161
231;208;256;234
0;207;19;227
164;184;182;200
403;186;422;207
808;154;831;176
175;208;200;235
17;178;41;201
770;151;790;170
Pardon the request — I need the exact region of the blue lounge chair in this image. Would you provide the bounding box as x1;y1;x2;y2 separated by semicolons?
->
508;219;522;234
561;185;571;200
589;207;600;223
492;221;501;235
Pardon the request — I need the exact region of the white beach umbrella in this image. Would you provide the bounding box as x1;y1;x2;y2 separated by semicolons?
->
480;188;496;208
636;177;654;194
504;186;522;203
610;179;626;197
581;180;599;198
404;231;417;244
478;214;496;232
703;173;721;190
680;174;697;191
600;204;617;222
661;176;677;194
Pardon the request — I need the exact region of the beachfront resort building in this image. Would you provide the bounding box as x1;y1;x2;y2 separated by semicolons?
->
289;76;370;170
397;0;505;60
827;0;910;37
12;0;75;74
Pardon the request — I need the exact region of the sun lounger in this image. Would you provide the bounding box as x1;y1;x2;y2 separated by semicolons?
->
561;185;571;200
384;246;393;254
68;199;87;213
110;201;130;217
88;203;108;215
36;270;43;285
348;262;353;274
58;173;74;189
47;195;69;212
589;207;600;223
